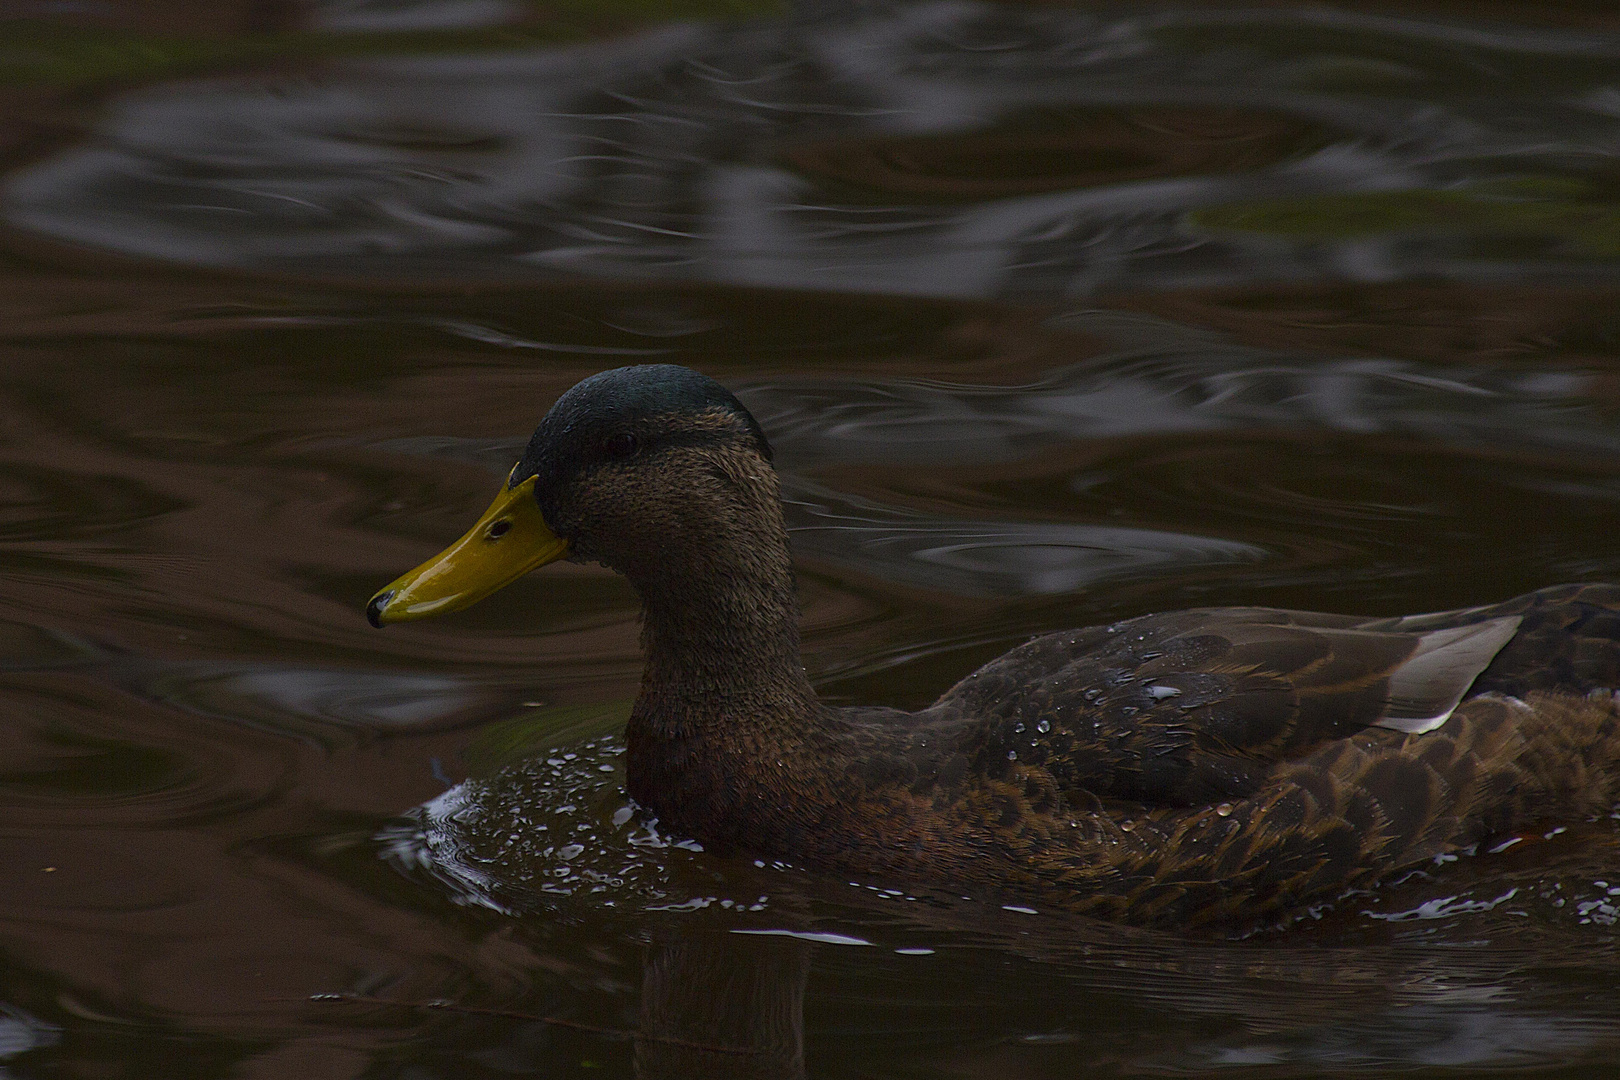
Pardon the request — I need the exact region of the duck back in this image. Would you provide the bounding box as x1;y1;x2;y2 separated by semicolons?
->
775;586;1620;928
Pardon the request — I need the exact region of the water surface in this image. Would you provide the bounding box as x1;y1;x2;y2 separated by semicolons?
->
3;0;1620;1076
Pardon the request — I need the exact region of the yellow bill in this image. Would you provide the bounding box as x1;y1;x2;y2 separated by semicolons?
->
367;474;569;627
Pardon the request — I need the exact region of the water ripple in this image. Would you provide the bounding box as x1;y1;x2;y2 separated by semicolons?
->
9;3;1620;297
782;477;1262;596
743;310;1613;467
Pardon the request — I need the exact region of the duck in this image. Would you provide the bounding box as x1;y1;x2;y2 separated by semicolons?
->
368;364;1620;928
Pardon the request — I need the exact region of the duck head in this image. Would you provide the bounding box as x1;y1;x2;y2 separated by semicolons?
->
366;364;776;627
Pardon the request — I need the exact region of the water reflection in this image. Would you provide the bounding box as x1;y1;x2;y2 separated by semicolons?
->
1181;1007;1599;1069
636;930;809;1080
146;663;480;730
0;1004;59;1065
9;2;1620;296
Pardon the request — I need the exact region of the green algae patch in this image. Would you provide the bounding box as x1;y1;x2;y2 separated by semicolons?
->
1192;179;1620;258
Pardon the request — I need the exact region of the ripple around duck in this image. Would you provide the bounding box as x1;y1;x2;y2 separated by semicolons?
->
782;476;1265;598
138;662;490;736
0;676;299;827
8;4;1620;297
379;735;683;915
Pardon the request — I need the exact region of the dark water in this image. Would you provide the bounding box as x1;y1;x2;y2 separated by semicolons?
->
5;0;1620;1076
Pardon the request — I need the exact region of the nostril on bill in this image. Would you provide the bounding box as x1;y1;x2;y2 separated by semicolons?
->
486;520;512;540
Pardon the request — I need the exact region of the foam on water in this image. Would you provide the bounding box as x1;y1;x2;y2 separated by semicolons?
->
380;734;778;916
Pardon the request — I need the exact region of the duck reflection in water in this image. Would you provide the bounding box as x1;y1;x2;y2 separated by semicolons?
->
637;929;810;1080
446;896;1620;1076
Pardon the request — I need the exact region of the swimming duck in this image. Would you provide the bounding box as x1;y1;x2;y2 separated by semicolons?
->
368;364;1620;928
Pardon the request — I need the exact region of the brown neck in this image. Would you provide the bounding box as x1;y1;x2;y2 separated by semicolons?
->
618;455;825;844
633;555;818;738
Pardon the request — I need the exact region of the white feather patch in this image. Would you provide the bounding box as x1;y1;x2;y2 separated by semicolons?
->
1375;616;1522;734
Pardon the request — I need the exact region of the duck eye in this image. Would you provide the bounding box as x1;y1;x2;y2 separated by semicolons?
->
604;432;638;458
485;519;512;540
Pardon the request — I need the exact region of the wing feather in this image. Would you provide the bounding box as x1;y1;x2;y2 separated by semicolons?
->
1375;616;1522;733
938;606;1524;808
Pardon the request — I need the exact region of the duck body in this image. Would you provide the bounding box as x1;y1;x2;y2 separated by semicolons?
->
628;581;1620;929
370;365;1620;928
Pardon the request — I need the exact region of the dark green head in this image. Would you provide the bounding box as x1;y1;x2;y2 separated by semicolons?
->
367;365;779;625
512;364;772;520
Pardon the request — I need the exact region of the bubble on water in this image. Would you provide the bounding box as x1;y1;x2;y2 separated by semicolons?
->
1365;887;1522;921
379;735;707;915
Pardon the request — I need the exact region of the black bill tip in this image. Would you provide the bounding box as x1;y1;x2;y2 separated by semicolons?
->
366;591;394;629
